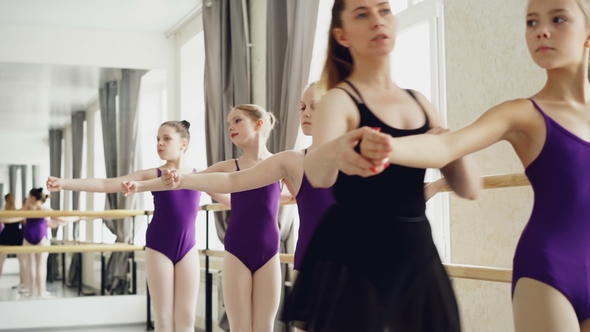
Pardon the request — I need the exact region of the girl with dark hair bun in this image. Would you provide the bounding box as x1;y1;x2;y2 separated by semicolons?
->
47;120;228;330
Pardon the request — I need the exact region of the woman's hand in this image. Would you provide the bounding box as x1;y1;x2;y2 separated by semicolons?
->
331;127;389;177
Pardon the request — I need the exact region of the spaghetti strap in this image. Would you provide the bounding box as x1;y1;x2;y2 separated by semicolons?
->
234;159;240;171
343;80;366;103
405;89;430;129
334;87;362;104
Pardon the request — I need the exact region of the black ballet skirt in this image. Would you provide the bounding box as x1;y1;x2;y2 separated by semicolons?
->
282;83;461;332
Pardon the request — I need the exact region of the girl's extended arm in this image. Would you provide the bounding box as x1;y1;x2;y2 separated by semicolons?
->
124;151;302;196
361;101;517;170
47;168;157;193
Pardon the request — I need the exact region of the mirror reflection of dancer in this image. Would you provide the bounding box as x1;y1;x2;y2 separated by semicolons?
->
0;194;27;291
281;1;481;331
47;121;226;331
360;0;590;330
1;189;78;299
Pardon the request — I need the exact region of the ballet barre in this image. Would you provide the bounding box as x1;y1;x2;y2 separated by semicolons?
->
0;210;146;219
201;249;512;283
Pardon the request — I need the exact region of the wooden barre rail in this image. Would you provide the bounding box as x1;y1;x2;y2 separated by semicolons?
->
0;210;147;218
199;173;531;211
202;250;512;283
0;243;144;254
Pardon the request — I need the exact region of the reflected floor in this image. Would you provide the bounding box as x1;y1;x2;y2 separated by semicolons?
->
0;273;90;301
1;324;147;332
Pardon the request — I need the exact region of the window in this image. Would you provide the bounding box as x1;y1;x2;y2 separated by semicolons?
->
394;0;449;261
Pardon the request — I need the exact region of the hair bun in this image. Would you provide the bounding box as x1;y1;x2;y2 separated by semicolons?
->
180;120;191;130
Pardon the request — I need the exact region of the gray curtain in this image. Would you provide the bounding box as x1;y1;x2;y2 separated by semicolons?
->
8;165;17;196
48;129;63;282
32;165;40;189
99;69;146;295
67;111;86;286
49;129;63;212
20;165;27;201
0;184;3;208
8;165;27;199
266;2;320;331
71;111;85;237
203;0;251;245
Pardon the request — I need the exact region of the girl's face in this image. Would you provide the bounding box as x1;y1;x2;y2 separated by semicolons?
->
227;108;261;146
300;85;317;136
526;0;590;70
334;0;397;58
26;195;38;207
156;125;186;160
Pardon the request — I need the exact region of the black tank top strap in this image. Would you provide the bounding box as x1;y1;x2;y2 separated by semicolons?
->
234;159;240;171
404;89;430;129
343;79;366;104
333;87;361;104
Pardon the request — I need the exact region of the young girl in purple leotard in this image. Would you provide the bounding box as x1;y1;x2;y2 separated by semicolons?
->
359;0;590;330
46;121;227;331
128;105;280;332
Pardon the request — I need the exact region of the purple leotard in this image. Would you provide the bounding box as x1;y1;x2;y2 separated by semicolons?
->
23;218;47;245
224;159;281;272
294;151;335;270
512;99;590;321
147;169;201;265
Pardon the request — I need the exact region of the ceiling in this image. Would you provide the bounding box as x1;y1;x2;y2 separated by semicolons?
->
0;62;118;136
0;0;202;33
0;0;201;146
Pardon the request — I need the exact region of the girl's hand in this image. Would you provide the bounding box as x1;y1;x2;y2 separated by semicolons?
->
46;176;63;192
161;169;181;189
359;127;391;168
122;181;137;197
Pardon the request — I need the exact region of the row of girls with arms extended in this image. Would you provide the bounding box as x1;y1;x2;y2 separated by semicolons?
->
0;191;81;299
47;0;590;331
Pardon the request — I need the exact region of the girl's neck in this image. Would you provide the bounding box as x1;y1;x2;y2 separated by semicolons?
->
541;62;590;103
162;155;186;170
239;138;272;161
